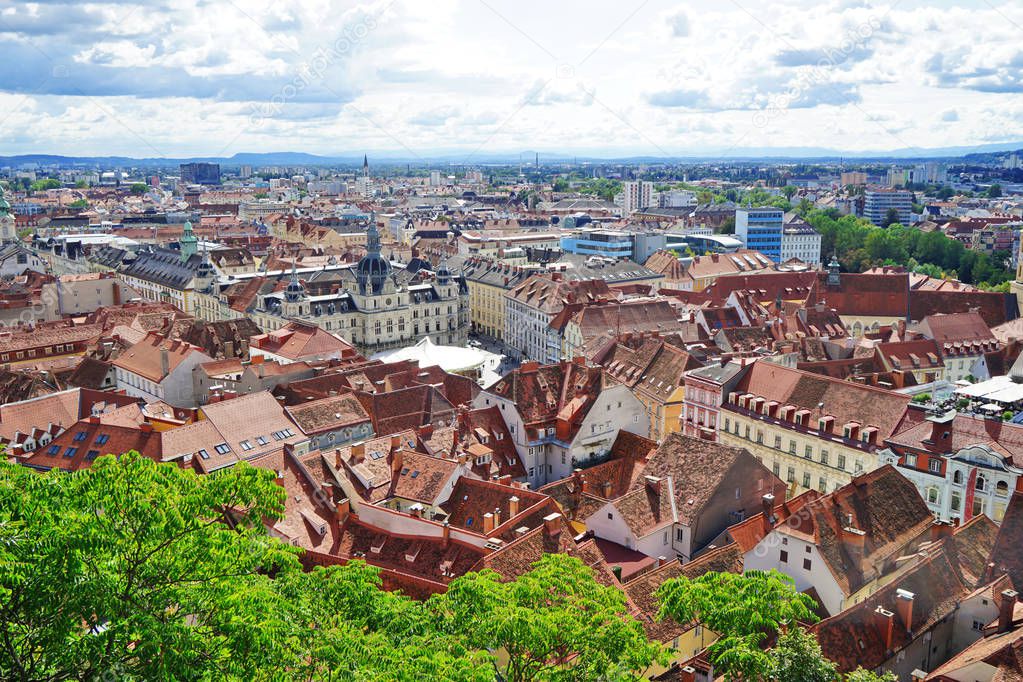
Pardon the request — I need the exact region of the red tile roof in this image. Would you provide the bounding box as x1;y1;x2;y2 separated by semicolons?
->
112;332;206;382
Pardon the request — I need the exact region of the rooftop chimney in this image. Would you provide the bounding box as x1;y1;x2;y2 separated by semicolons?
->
761;493;775;529
874;606;895;652
389;447;404;478
602;480;613;498
160;346;170;376
350;442;365;464
895;589;914;633
998;589;1019;633
508;495;520;517
930;520;953;542
645;475;663;496
336;497;351;523
543;512;562;537
483;512;495;534
842;525;866;568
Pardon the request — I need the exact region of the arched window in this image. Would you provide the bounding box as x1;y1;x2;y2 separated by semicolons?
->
953;470;963;485
976;475;986;492
997;480;1010;495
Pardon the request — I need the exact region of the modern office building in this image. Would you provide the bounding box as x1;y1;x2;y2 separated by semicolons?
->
179;162;221;186
734;207;784;262
559;228;667;263
864;188;913;227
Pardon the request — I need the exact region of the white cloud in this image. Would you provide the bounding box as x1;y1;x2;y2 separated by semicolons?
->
0;0;1020;156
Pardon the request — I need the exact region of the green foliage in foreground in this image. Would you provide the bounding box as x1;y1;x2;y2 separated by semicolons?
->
657;571;896;682
0;453;662;681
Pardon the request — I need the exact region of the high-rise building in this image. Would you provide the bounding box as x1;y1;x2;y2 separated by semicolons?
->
735;207;784;262
864;189;913;227
840;171;867;186
429;170;442;187
622;180;652;214
179;162;221;185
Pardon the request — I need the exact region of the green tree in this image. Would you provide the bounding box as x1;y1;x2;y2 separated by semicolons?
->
0;453;488;681
987;183;1003;198
657;570;818;681
769;627;837;682
129;183;149;195
28;178;60;193
781;185;797;200
716;216;736;235
433;553;666;682
883;208;901;228
67;199;88;209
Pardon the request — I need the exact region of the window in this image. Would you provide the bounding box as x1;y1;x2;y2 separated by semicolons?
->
734;487;741;499
802;472;811;489
786;466;795;483
85;450;100;461
528;467;534;478
997;480;1010;495
976;476;986;492
804;445;813;459
820;449;828;465
905;453;917;467
803;558;812;571
197;449;209;460
608;512;613;520
780;550;788;563
818;477;827;492
240;440;253;451
953;470;963;485
789;439;796;454
214;443;231;455
47;444;60;455
973;620;985;632
774;435;782;449
73;431;87;442
951;492;962;512
928;459;941;474
95;434;110;445
837;454;846;471
64;447;78;458
256;436;269;446
926;487;940;504
756;430;763;444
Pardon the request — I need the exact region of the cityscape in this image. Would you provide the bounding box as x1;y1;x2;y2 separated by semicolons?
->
3;1;1023;681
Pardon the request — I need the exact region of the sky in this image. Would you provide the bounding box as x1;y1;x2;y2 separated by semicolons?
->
1;0;1022;159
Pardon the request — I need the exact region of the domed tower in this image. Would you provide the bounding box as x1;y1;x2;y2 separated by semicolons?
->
195;243;215;293
282;262;307;317
826;253;841;287
0;186;14;243
180;220;198;261
436;261;451;285
356;213;391;295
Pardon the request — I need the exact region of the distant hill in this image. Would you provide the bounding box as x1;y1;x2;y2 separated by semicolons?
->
2;141;1023;167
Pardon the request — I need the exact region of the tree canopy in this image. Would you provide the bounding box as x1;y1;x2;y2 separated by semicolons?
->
0;454;662;681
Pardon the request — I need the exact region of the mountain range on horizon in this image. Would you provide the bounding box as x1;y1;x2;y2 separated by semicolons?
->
1;140;1021;168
